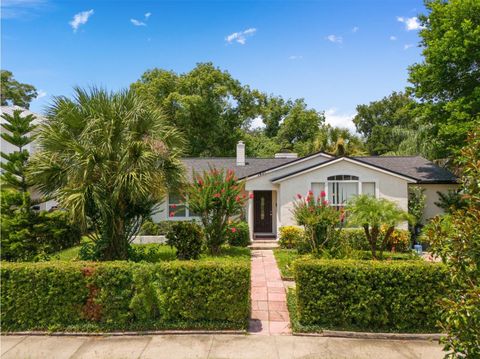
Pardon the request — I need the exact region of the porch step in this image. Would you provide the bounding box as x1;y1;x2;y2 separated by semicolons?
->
249;241;279;250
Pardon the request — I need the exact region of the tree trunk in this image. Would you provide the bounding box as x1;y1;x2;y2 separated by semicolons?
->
381;226;395;260
364;224;379;259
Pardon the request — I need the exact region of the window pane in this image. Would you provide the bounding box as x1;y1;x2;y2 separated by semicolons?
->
169;204;186;217
312;182;325;200
362;182;375;196
168;192;183;205
328;182;358;205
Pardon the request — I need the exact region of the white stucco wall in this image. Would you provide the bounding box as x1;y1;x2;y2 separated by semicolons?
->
276;160;412;230
414;183;459;221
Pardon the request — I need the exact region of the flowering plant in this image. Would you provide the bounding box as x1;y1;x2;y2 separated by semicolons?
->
186;167;248;254
292;190;342;254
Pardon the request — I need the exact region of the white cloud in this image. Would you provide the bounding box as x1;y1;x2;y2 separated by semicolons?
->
288;55;303;60
1;0;47;19
390;35;397;41
325;34;343;44
131;12;151;27
397;16;424;31
131;19;146;26
36;90;47;99
69;9;94;32
352;26;359;33
325;108;356;132
225;28;257;45
404;43;414;50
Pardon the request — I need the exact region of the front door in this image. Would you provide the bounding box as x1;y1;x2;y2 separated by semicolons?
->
253;191;273;233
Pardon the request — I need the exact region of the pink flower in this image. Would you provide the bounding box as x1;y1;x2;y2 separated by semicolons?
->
230;227;237;233
296;194;302;199
308;190;313;196
198;179;203;186
235;195;241;202
320;191;326;197
169;212;175;217
213;193;221;198
322;200;328;205
306;196;311;202
171;204;177;209
221;188;225;193
249;193;254;199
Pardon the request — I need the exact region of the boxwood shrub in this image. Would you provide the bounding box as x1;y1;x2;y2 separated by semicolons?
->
339;228;411;252
1;259;250;331
294;259;448;333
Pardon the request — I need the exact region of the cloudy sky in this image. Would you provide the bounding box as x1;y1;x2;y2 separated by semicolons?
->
2;0;425;130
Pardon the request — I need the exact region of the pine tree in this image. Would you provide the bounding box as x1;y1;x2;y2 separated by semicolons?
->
1;109;37;192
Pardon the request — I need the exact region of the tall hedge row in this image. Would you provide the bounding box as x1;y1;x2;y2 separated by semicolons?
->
1;260;250;331
295;259;448;333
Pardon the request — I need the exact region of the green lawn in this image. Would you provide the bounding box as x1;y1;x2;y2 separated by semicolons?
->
53;241;250;263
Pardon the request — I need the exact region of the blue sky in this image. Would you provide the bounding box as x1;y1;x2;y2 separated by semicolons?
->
2;0;426;130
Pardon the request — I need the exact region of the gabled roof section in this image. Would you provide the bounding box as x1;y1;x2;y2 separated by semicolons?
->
181;151;333;181
271;156;457;184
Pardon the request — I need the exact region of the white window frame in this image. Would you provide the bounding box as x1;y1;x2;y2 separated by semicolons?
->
322;175;378;209
167;193;199;219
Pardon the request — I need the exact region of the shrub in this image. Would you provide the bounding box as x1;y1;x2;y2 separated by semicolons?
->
339;228;411;253
294;259;448;332
1;191;82;261
186;168;249;254
346;195;412;259
226;221;250;247
1;260;250;331
293;190;341;255
278;226;305;249
166;222;204;260
139;220;185;235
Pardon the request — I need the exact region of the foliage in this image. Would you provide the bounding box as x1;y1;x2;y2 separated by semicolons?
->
294;259;448;332
1;191;82;261
1;260;250;331
0;70;38;108
128;244;177;263
1;109;37;192
138;220;163;235
131;63;259;157
408;0;480;159
353;92;419;155
28;87;185;261
186;168;248;254
408;186;426;225
339;228;412;253
293;191;341;255
346;195;411;259
434;189;467;214
278;226;305;249
424;131;480;357
226;221;250;247
276;99;325;154
308;125;366;156
166;222;204;260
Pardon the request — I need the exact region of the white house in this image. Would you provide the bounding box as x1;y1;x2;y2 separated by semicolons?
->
154;141;458;239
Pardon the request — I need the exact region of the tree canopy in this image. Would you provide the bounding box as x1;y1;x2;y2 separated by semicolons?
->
407;0;480;158
1;70;38;109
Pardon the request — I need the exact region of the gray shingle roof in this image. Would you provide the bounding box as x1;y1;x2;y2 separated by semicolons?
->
181;157;297;181
353;156;457;183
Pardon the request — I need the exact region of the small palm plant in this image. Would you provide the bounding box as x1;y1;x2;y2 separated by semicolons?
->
28;87;185;260
346;195;411;259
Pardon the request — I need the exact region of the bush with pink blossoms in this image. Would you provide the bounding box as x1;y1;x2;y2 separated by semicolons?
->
186;168;248;254
292;191;342;255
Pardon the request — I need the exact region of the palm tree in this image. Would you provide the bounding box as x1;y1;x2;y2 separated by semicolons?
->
346;195;411;259
311;126;367;156
28;87;185;260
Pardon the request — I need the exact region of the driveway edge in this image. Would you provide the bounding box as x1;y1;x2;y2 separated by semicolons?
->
293;330;445;341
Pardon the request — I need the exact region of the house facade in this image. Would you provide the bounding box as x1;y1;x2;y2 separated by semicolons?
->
154;141;458;239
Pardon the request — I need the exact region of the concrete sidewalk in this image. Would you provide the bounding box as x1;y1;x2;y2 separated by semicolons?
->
1;334;444;359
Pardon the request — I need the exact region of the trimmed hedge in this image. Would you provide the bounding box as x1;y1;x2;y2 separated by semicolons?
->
294;259;448;333
1;260;250;331
339;228;411;253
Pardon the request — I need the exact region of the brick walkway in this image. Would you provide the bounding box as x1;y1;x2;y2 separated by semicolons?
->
249;249;291;335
